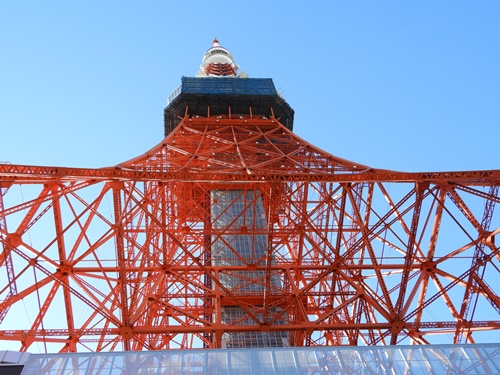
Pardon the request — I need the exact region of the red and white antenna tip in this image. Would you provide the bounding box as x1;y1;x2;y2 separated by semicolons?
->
197;38;245;78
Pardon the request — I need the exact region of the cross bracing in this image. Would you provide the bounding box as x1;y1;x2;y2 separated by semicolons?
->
0;115;499;352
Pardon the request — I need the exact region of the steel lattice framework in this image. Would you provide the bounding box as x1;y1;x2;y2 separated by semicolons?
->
1;115;500;352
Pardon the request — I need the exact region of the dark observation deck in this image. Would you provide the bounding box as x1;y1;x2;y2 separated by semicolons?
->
164;77;294;136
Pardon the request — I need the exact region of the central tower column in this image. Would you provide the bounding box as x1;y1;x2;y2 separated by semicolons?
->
164;39;295;348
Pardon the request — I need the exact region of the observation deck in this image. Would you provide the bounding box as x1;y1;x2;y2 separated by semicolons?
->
164;77;294;136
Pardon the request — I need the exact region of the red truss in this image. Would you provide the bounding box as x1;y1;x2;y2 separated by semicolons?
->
0;115;500;352
203;63;237;77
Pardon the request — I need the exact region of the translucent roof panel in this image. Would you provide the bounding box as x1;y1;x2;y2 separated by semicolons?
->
21;343;500;375
0;350;31;365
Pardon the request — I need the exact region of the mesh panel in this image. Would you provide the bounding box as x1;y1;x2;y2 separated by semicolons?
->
211;190;287;348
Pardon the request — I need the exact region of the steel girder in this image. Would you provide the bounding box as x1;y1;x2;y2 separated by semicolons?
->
0;116;499;352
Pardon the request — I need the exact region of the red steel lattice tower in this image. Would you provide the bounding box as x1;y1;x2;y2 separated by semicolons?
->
1;40;500;352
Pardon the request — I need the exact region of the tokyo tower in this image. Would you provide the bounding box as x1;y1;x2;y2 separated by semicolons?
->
0;39;500;353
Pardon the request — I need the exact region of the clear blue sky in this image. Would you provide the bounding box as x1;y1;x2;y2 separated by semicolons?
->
1;1;499;172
